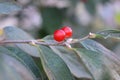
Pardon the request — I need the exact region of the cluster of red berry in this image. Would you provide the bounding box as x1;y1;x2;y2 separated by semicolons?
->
53;26;72;42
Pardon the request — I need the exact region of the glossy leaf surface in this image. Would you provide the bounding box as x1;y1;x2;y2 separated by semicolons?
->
96;30;120;39
38;45;75;80
4;26;39;57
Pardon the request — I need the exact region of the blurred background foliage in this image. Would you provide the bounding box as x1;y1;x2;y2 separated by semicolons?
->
0;0;120;53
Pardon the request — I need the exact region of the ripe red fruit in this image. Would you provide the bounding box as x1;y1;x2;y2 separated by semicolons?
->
53;29;65;42
61;26;72;38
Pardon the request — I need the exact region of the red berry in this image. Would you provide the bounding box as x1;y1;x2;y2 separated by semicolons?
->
61;26;72;38
53;29;65;42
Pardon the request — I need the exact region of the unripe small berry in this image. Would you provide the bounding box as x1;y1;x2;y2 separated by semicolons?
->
61;26;72;38
53;29;65;42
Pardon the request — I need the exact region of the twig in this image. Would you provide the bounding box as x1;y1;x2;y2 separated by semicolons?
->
0;33;93;46
70;35;89;43
0;39;67;46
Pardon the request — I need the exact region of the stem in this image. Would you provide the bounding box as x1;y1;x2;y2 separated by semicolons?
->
0;40;31;44
0;34;90;46
0;40;65;46
71;35;89;43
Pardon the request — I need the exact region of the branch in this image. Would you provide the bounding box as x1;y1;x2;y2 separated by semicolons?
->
0;40;65;46
0;32;95;46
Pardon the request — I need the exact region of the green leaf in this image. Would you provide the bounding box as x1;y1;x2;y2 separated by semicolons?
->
50;46;91;79
5;46;42;79
38;45;75;80
3;26;39;57
0;2;21;14
0;46;41;80
81;39;120;65
74;48;112;80
96;30;120;39
80;39;120;80
0;49;36;80
33;57;48;80
43;35;91;79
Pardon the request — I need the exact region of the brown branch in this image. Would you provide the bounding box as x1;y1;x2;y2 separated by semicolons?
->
0;40;65;46
0;33;92;46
